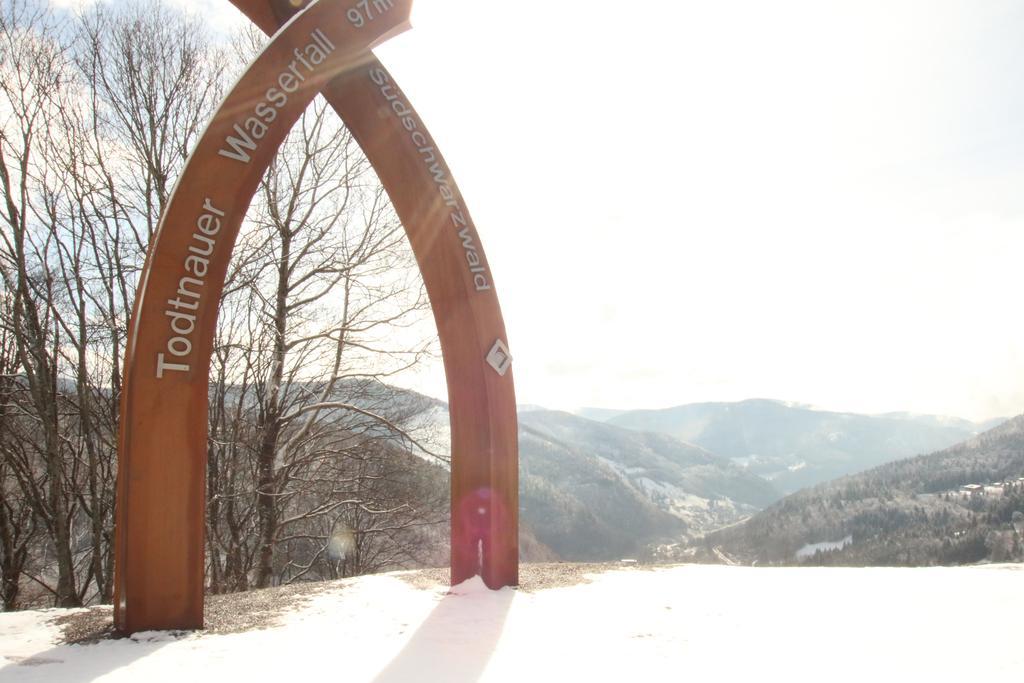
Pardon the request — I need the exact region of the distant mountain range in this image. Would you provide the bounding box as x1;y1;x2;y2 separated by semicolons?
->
696;415;1024;566
584;399;1001;495
394;390;1016;565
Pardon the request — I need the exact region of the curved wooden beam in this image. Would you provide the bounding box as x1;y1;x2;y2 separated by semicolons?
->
230;0;519;593
114;0;518;633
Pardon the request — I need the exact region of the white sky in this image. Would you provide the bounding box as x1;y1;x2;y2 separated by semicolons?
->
93;0;1024;421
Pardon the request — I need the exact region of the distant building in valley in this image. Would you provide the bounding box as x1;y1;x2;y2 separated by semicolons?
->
960;484;984;498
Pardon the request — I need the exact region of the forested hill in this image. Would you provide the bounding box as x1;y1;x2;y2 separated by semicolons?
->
698;415;1024;566
513;410;780;561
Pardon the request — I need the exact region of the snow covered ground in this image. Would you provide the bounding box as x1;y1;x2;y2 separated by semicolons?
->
1;564;1022;682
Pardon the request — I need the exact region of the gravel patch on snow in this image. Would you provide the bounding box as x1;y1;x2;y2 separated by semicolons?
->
52;579;341;644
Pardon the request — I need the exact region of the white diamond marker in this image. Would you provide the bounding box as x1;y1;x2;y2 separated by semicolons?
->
486;339;512;376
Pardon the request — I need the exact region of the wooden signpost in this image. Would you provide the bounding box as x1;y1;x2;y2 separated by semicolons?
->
114;0;518;633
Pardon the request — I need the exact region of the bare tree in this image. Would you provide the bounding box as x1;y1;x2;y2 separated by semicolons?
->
0;0;445;609
0;290;39;610
0;0;82;607
0;0;226;608
77;0;225;243
206;86;441;589
53;0;226;602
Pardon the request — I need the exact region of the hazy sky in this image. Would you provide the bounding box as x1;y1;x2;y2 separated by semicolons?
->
84;0;1024;420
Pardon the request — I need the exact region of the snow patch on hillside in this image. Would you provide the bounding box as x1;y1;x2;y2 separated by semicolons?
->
796;535;854;559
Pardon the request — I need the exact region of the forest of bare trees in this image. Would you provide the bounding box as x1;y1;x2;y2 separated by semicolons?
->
0;0;447;611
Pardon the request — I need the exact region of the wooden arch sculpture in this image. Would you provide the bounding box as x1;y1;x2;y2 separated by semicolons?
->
114;0;518;633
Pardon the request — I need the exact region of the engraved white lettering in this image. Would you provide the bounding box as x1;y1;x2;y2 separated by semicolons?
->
218;31;337;163
155;198;226;377
369;67;491;291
